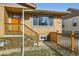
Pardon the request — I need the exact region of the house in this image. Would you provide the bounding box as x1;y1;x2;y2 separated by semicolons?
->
62;8;79;34
24;9;69;44
0;3;69;48
0;3;36;49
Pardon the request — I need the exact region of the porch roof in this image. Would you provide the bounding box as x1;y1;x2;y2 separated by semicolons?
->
24;9;71;16
0;3;27;9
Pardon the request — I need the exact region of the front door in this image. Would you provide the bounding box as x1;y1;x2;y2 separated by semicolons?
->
11;19;20;32
9;13;21;32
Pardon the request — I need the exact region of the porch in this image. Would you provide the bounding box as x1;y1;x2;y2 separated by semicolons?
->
4;6;23;35
0;6;24;56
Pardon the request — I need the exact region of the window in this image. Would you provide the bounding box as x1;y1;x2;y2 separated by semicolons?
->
12;13;21;19
73;23;77;26
62;21;64;27
72;18;77;27
0;42;5;47
33;15;53;26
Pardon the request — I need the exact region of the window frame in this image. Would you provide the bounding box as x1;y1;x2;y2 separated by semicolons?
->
32;14;54;27
72;18;77;27
62;21;65;28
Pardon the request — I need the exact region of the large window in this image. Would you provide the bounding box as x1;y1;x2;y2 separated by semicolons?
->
33;15;53;26
72;18;77;27
62;21;65;28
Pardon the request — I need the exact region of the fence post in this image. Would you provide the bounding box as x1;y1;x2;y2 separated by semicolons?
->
71;32;75;54
37;35;39;47
56;32;58;44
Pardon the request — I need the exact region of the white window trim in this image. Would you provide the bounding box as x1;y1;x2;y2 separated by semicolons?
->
32;14;54;27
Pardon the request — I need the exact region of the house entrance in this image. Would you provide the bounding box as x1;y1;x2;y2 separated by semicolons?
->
10;18;20;32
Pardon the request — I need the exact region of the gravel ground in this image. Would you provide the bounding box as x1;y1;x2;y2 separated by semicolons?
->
24;42;60;56
24;49;60;56
0;42;61;56
1;41;79;56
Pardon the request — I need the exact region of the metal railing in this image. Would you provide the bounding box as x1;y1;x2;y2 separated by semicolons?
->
58;33;71;49
57;32;79;55
74;34;79;55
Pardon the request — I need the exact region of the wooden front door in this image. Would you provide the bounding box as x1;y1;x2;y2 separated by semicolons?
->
10;19;20;32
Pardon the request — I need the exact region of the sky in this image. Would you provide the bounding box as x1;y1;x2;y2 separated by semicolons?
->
37;3;79;11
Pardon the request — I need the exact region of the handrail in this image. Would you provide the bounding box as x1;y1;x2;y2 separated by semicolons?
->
20;23;39;35
5;23;19;25
5;22;39;35
24;24;39;35
20;23;39;46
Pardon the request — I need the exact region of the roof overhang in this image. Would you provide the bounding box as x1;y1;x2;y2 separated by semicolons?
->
5;7;23;13
24;9;71;16
18;3;36;9
0;3;27;9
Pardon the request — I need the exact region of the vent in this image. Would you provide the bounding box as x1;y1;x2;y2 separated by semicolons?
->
39;35;47;40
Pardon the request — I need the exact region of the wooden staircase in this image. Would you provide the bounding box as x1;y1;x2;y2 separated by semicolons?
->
20;24;39;46
5;22;39;46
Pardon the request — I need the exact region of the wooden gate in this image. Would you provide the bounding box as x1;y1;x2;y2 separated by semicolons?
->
47;32;58;43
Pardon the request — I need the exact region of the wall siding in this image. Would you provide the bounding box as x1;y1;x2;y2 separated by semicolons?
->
0;6;5;35
63;16;79;32
24;14;62;36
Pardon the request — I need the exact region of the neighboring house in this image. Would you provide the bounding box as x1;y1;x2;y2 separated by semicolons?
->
0;3;36;48
62;8;79;33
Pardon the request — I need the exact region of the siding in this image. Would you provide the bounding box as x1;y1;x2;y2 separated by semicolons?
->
0;6;5;35
63;16;79;31
24;14;62;36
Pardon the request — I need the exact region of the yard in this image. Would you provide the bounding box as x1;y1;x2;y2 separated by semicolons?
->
24;42;60;56
1;37;79;56
0;42;61;56
0;48;22;56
